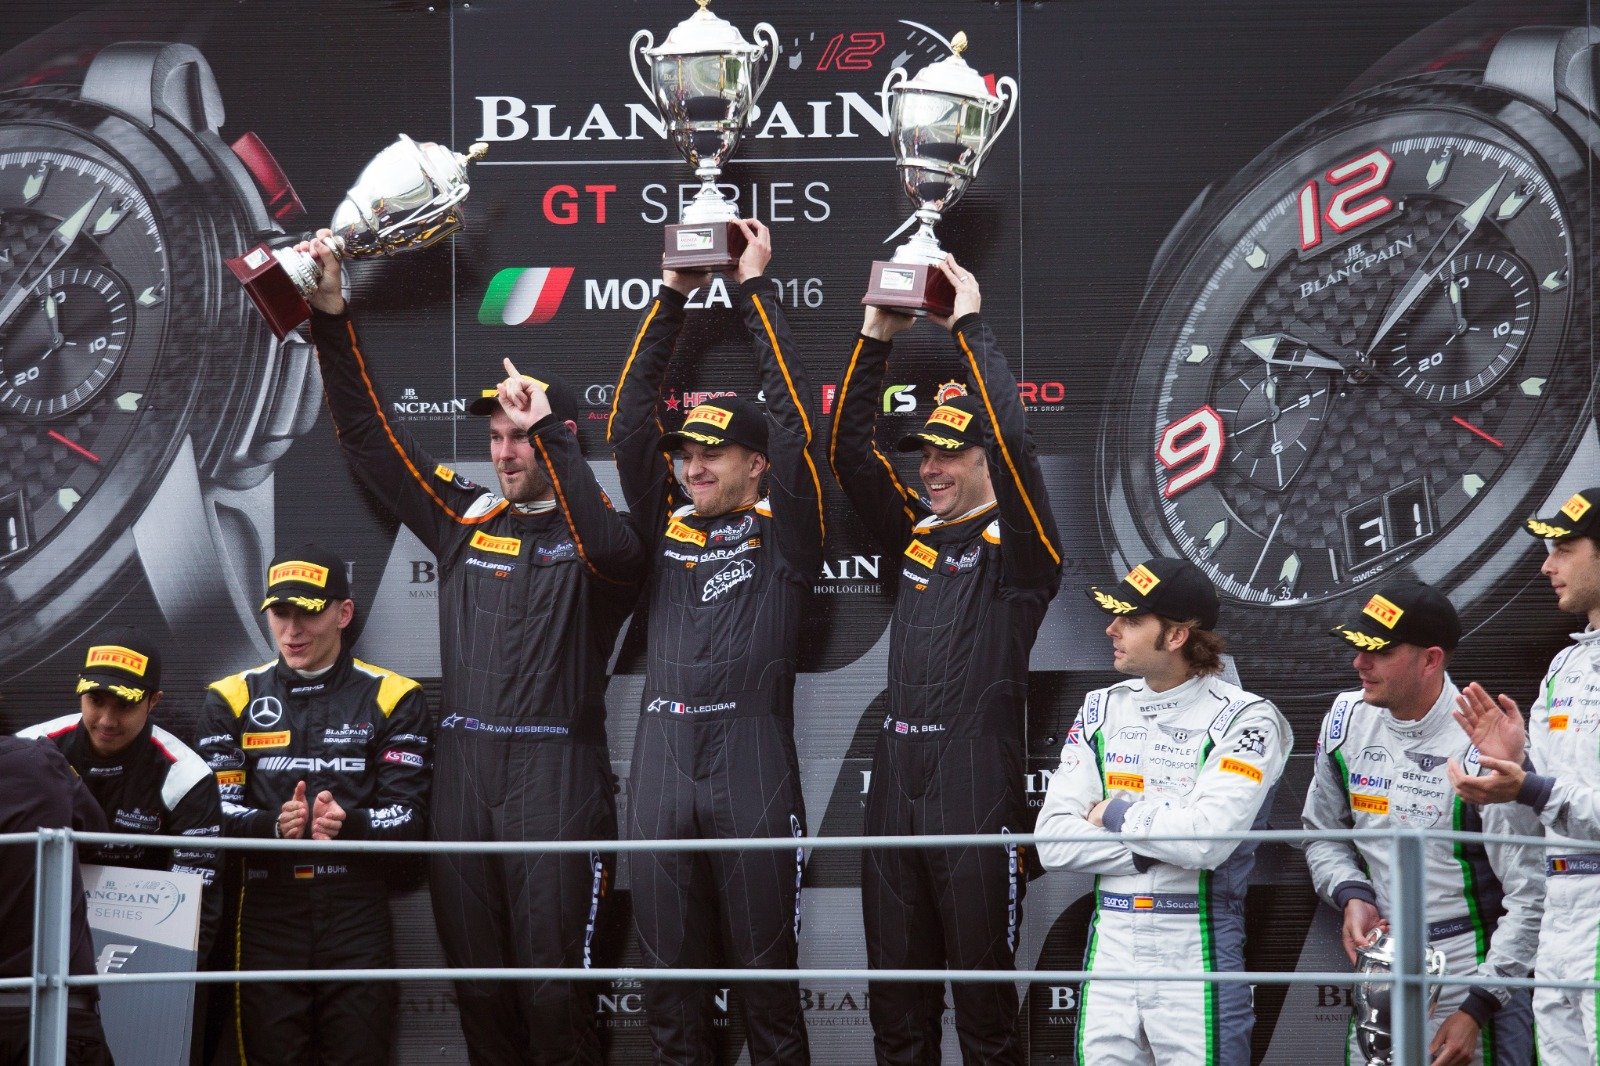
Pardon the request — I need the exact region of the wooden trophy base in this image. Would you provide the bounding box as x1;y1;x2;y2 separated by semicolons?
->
225;243;311;340
862;260;955;319
663;220;747;271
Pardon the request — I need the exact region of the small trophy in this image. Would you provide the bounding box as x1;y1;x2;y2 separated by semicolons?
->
1352;930;1448;1065
863;31;1017;318
226;135;488;339
630;0;777;270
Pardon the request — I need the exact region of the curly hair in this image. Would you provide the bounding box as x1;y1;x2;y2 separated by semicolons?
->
1158;617;1228;677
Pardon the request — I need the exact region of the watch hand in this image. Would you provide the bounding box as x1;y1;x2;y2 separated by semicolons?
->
1241;333;1346;373
41;290;63;347
1366;178;1503;355
1446;278;1468;335
0;192;102;334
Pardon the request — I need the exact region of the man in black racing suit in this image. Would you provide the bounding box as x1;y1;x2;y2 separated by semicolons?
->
828;259;1062;1065
608;219;822;1064
298;233;644;1064
198;543;432;1066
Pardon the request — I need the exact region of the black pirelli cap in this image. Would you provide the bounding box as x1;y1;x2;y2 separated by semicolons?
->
1329;581;1460;653
1086;557;1220;631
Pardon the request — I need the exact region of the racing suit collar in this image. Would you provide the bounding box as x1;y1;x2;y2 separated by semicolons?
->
913;500;999;535
67;717;153;770
273;651;354;695
1128;673;1209;714
1571;626;1600;645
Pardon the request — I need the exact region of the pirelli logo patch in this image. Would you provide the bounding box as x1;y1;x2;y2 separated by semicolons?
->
268;561;329;588
1561;492;1592;521
1550;714;1569;732
1106;772;1144;792
243;731;291;750
216;770;245;786
927;405;972;432
686;404;732;430
1126;564;1160;595
905;540;938;569
666;519;707;547
1219;758;1263;783
1362;594;1404;629
470;531;522;557
1351;794;1389;815
434;463;455;482
84;645;148;676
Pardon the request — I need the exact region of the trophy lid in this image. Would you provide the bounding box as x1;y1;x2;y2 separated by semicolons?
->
899;31;999;103
645;0;765;58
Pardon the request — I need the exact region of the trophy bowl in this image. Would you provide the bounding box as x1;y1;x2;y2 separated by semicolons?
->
863;31;1018;317
630;0;777;269
1353;929;1448;1065
225;135;487;339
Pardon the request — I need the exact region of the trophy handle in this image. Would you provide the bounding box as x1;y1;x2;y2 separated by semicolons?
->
880;65;909;127
751;22;780;102
977;75;1020;168
628;29;657;103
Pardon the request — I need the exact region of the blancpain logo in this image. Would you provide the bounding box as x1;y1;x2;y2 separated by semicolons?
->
1298;235;1415;298
477;92;890;144
393;388;470;418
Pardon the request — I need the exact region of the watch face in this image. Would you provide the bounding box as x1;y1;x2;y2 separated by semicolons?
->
1101;78;1591;613
0;99;232;649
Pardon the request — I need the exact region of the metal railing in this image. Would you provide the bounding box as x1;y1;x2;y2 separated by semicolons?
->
11;825;1592;1065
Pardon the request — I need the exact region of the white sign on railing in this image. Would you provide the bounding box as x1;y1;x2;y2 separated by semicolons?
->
81;864;203;1066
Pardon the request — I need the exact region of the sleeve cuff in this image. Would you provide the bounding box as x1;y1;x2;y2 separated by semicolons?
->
740;276;778;302
1517;773;1555;812
1459;987;1500;1025
1130;853;1157;873
950;311;982;337
656;285;689;311
1333;880;1377;909
1102;797;1134;833
341;810;371;840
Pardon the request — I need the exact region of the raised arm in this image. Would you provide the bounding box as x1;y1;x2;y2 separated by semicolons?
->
303;235;506;557
1034;691;1140;875
607;276;689;552
734;220;823;576
828;307;922;554
939;259;1062;593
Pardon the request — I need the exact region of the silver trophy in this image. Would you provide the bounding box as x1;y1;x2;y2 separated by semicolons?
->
630;0;777;269
226;135;488;339
863;31;1018;317
1352;930;1448;1065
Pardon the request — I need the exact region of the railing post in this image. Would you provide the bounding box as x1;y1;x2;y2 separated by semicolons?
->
1389;829;1426;1066
31;827;73;1066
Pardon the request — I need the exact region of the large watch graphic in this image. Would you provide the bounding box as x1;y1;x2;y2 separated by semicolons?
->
0;42;319;680
1098;24;1598;647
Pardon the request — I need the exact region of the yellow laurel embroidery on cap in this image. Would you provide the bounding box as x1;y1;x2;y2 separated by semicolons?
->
1340;629;1390;651
1361;594;1404;629
686;405;733;429
1092;589;1137;614
916;432;968;450
1560;492;1591;521
927;405;973;432
85;645;149;676
1125;564;1161;595
1526;519;1572;538
284;597;327;612
77;677;147;701
268;562;329;588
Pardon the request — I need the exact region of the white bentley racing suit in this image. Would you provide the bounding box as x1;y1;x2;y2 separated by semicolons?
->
1302;680;1545;1064
1036;674;1291;1065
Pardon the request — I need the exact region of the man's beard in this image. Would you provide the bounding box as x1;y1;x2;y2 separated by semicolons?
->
499;464;552;504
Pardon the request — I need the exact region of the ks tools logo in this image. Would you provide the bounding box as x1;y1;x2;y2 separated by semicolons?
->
479;267;575;325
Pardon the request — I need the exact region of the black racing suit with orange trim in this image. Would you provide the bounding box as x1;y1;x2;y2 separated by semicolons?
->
609;277;823;1065
310;310;645;1066
828;314;1062;1066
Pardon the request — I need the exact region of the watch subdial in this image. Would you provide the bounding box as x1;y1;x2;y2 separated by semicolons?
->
0;266;130;419
1379;251;1532;406
1214;366;1331;491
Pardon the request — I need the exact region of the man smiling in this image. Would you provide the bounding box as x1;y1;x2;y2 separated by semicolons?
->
829;259;1061;1064
609;218;822;1064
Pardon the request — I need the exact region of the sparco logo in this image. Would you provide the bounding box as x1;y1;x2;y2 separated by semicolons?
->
702;560;754;602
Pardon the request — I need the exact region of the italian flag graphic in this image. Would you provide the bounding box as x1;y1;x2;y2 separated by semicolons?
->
477;267;574;325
